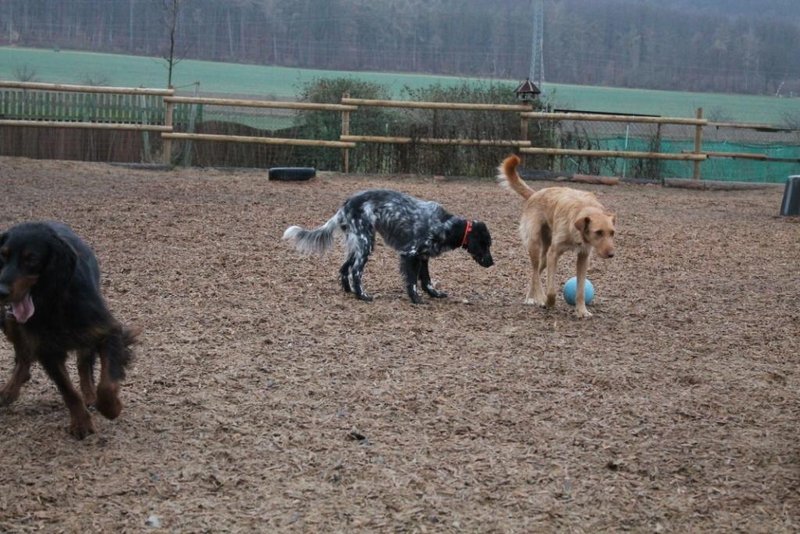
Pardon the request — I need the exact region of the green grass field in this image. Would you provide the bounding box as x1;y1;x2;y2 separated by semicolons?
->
1;46;798;125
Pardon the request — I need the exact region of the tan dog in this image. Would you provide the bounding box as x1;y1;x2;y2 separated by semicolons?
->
497;155;616;318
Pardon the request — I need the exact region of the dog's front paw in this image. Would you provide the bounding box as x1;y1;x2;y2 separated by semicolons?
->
0;382;23;406
546;294;557;308
0;389;18;406
68;414;96;440
575;307;593;319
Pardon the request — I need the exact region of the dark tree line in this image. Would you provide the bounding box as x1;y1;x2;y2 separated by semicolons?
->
2;0;799;95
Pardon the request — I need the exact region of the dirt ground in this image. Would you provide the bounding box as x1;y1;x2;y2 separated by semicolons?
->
0;156;798;533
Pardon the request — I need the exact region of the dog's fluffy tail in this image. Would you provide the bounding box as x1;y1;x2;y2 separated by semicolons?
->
497;154;535;200
282;210;343;255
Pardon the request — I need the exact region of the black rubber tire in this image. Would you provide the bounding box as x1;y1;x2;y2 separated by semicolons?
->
268;167;316;181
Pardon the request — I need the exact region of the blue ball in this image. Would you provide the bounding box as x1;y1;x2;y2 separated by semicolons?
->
563;276;595;306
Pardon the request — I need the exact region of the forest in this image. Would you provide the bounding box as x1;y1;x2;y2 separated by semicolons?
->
1;0;799;96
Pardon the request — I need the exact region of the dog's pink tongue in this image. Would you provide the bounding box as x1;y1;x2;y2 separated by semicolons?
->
11;294;35;323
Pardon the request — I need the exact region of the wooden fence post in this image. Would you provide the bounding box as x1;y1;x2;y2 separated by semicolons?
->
341;91;350;173
162;91;174;166
182;82;200;167
519;106;530;164
693;107;704;180
139;94;151;162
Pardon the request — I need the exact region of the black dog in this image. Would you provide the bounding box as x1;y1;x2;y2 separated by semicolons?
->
0;222;137;439
283;189;494;303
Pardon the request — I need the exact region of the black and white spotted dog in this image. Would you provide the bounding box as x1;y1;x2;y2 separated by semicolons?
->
283;189;494;303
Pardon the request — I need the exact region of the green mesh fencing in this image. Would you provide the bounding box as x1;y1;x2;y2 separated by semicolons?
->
586;137;800;183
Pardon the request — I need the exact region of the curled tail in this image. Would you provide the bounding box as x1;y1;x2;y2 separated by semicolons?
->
497;154;535;200
282;210;343;255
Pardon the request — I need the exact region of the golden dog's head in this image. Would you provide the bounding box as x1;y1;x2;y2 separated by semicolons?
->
575;211;616;258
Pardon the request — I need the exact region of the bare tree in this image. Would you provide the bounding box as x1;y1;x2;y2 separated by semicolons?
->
158;0;183;88
80;73;110;86
13;64;38;82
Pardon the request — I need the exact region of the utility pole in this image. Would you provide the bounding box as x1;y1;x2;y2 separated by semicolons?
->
530;0;544;87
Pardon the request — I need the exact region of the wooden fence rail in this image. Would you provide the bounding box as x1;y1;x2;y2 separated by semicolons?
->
163;132;355;148
0;120;171;132
521;111;708;126
342;97;533;112
340;134;531;147
521;147;707;161
159;95;358;164
338;97;534;171
0;81;173;96
0;81;175;132
165;95;357;111
0;80;797;179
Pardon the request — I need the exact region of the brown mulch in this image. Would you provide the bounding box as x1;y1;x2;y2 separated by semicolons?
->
0;157;798;532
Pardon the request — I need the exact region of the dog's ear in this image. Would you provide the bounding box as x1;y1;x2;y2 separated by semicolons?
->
44;230;78;290
575;216;591;234
472;221;491;242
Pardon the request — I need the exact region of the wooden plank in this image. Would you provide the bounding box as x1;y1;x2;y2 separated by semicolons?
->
709;121;796;132
704;151;800;163
0;81;174;96
664;178;780;190
0;120;172;131
521;147;707;161
165;96;357;111
342;97;532;111
704;151;767;160
570;174;620;185
521;111;708;126
692;107;704;180
341;134;531;146
163;132;356;148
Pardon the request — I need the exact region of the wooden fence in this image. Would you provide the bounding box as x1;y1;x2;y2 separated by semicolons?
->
0;80;797;179
0;81;175;132
160;95;357;165
521;108;708;179
338;96;534;172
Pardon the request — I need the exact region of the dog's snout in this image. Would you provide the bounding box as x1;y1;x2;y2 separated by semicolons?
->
606;251;615;258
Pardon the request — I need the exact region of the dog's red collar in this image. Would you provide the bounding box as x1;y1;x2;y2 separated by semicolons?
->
461;220;473;248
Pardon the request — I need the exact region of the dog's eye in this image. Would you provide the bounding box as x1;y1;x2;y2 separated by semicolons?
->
595;230;604;237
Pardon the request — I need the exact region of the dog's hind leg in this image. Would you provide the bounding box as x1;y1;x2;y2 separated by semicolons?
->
538;224;551;274
347;228;375;302
77;349;97;407
525;240;547;306
545;245;568;308
399;255;424;303
419;258;447;299
339;254;355;293
40;351;95;439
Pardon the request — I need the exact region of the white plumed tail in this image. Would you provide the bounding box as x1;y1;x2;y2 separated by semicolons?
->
282;210;343;255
